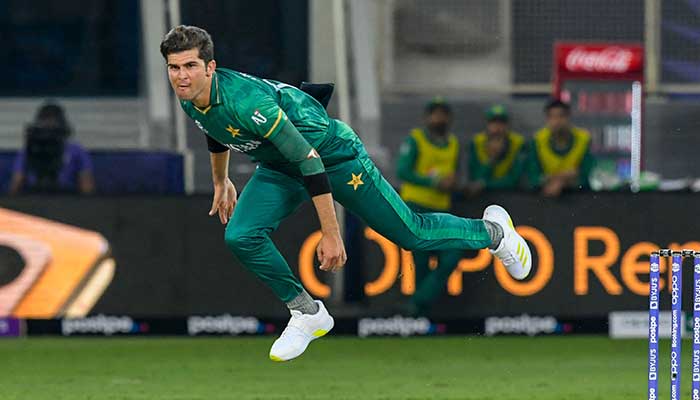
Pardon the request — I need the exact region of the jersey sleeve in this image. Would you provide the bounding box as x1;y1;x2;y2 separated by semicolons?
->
11;150;26;174
205;134;229;153
268;119;325;176
74;144;94;173
468;140;490;184
237;95;288;140
396;135;436;187
577;147;595;189
525;142;545;189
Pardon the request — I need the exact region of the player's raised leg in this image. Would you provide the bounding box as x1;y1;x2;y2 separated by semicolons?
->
482;205;531;280
224;166;333;362
328;156;532;279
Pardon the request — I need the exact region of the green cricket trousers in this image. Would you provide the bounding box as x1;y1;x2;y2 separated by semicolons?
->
404;202;465;315
224;153;491;302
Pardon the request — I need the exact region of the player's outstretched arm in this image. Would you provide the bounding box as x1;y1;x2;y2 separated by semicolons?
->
267;119;347;272
311;193;347;272
208;150;237;224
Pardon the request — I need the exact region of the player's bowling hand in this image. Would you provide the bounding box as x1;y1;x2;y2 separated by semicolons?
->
317;230;347;273
209;179;238;224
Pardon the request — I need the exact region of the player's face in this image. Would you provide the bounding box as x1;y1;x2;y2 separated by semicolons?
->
486;120;507;136
166;49;216;103
426;109;451;135
546;107;570;133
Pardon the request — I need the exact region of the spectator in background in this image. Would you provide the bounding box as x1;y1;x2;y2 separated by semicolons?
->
396;97;462;315
527;99;595;198
465;105;526;196
9;102;95;194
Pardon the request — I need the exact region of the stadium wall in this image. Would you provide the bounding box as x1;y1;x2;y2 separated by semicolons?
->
1;193;694;322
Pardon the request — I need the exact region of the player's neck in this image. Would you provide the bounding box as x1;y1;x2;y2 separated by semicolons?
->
192;77;214;108
552;129;572;148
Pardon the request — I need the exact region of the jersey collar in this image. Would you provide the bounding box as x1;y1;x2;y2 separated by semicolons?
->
423;128;452;147
548;129;574;154
192;72;222;114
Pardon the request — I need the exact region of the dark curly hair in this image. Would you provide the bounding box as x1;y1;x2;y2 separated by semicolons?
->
160;25;214;63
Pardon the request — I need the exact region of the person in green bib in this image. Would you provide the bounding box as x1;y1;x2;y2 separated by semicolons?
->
160;25;533;362
527;99;595;198
466;105;526;196
396;98;463;315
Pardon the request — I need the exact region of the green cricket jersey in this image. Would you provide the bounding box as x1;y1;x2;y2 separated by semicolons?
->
180;71;493;305
525;128;595;189
468;131;526;189
180;68;360;176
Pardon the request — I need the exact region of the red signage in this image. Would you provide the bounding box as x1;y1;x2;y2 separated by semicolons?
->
558;44;643;74
553;42;644;95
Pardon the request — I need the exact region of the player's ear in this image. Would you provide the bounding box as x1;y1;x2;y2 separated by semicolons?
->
206;59;216;77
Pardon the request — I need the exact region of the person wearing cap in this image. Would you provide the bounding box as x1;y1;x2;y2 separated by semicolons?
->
8;102;95;194
396;97;464;315
527;99;595;197
466;105;526;196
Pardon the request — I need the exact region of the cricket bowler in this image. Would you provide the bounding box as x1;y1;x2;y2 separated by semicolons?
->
160;25;532;361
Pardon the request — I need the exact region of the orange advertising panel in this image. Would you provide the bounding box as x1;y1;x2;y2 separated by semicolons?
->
1;193;696;318
0;208;114;318
300;225;692;300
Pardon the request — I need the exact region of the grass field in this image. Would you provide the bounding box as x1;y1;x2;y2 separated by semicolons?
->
0;336;683;399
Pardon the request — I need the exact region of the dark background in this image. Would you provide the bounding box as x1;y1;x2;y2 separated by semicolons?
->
180;0;309;86
0;0;142;96
2;192;697;318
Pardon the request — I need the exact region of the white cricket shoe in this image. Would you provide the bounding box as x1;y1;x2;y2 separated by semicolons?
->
269;300;334;362
482;204;532;280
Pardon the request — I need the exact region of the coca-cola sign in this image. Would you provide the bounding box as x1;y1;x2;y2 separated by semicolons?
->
556;43;643;75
